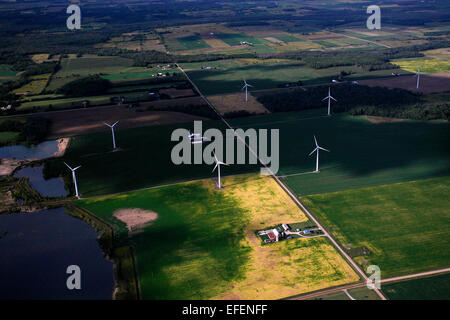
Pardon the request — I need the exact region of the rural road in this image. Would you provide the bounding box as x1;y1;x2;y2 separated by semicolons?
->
289;267;450;300
177;64;388;300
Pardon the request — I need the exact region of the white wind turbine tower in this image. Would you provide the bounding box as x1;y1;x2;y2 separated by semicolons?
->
309;135;330;173
64;162;81;198
212;153;228;189
104;121;119;150
415;67;424;89
322;87;337;116
242;79;254;102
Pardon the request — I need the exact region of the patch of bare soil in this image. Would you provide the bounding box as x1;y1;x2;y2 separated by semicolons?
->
159;88;196;98
363;116;406;124
53;138;70;157
113;208;158;234
30;99;208;139
207;92;269;115
0;159;25;176
359;72;450;94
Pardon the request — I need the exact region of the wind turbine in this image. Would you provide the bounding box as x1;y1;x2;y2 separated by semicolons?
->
242;79;254;102
104;121;119;150
415;67;423;89
309;135;330;173
64;162;81;198
322;87;337;116
212;153;228;189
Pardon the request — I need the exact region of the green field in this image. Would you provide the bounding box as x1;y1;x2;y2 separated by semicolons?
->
59;120;258;197
302;177;450;278
47;56;153;90
77;174;359;299
177;36;211;50
216;33;262;46
382;273;450;300
0;131;20;145
230;110;450;195
60;109;450;198
182;59;398;95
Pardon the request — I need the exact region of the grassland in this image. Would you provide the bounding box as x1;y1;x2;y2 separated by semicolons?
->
382;273;450;300
301;177;450;278
78;174;359;299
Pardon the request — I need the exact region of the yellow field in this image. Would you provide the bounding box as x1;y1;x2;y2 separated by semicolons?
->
12;73;51;95
202;37;230;48
392;58;450;73
30;54;50;64
207;92;269;115
212;174;359;299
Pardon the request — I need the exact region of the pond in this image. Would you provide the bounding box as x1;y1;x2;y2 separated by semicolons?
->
13;166;67;198
0;208;115;300
0;140;58;160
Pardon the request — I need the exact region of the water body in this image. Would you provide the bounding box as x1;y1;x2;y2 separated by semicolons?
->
0;141;58;160
0;208;115;300
14;166;67;198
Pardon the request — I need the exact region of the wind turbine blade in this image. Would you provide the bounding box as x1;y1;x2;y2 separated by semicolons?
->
319;147;330;152
314;135;318;147
322;96;328;101
242;85;246;90
247;84;253;87
213;153;218;163
73;166;82;170
309;148;318;156
330;96;337;102
113;121;119;127
104;122;112;127
63;162;72;170
212;163;218;172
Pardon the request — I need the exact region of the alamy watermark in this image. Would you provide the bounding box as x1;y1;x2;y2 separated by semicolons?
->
67;5;81;30
66;265;81;290
366;5;381;30
366;265;381;290
171;121;279;175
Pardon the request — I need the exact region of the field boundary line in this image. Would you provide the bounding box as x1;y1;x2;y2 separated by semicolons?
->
177;63;387;300
330;31;392;49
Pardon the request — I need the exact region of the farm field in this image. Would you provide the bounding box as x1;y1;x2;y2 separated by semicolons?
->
182;59;400;95
60;108;450;197
0;65;17;82
301;177;450;278
47;55;154;90
59;119;259;197
359;72;450;94
77;174;359;299
392;58;450;74
382;273;450;300
229;110;450;196
207;92;269;115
